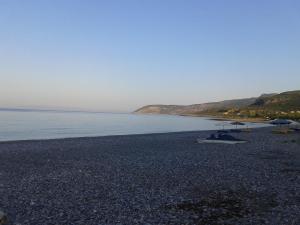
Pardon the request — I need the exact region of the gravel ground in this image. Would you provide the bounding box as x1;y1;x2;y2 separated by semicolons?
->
0;127;299;225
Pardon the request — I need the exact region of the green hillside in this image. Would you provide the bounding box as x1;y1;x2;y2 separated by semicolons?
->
209;91;300;120
251;91;300;110
135;90;300;121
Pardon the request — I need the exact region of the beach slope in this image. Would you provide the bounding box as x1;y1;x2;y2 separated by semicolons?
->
0;127;299;224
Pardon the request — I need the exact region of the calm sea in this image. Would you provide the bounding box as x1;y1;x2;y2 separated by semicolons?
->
0;110;267;141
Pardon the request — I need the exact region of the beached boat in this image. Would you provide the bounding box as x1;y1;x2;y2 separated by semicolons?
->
197;133;247;144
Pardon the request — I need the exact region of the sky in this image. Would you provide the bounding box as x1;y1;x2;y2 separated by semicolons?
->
0;0;299;112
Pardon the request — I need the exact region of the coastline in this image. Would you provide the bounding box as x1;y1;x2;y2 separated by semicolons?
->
206;116;269;123
0;127;299;224
135;112;270;123
0;112;270;143
178;113;270;123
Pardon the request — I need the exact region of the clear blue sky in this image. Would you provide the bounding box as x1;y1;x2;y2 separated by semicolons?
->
0;0;299;112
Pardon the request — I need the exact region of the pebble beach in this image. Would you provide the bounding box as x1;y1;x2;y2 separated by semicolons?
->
0;127;299;225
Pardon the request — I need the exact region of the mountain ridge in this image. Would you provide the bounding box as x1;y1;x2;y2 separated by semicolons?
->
135;90;300;120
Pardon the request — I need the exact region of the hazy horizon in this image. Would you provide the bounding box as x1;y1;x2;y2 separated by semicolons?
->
1;0;300;112
0;89;298;113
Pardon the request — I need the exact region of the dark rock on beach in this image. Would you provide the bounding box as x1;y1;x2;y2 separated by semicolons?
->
0;127;299;224
0;210;7;225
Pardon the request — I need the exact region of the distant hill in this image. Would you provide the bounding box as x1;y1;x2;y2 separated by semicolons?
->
250;91;300;110
135;97;257;115
135;90;300;120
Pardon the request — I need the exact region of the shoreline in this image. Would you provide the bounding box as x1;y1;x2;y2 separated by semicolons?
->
0;112;270;143
0;126;299;224
0;129;211;144
207;117;269;123
179;114;269;123
135;112;270;123
0;124;270;144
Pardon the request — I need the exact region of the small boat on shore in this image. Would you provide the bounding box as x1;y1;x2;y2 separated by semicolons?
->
197;133;247;144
